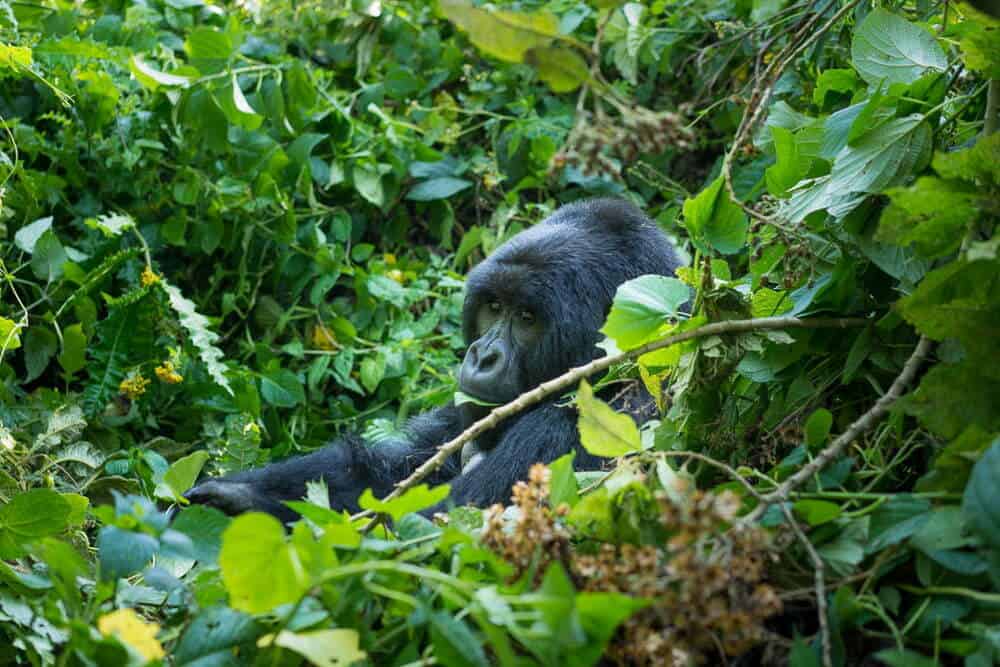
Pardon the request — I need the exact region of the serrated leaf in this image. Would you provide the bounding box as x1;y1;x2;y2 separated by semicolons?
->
358;483;450;521
86;213;135;237
601;275;690;349
576;380;641;457
851;9;946;86
439;0;559;63
163;281;232;395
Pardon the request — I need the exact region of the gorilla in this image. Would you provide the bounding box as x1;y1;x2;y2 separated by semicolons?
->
186;199;682;521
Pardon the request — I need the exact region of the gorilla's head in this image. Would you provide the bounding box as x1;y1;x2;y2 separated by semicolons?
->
457;198;682;406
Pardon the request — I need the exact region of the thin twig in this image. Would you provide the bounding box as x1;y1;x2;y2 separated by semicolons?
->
745;336;932;523
352;316;868;517
781;502;832;667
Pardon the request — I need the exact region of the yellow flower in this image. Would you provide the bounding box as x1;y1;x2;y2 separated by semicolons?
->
98;608;165;661
119;373;150;399
387;269;405;284
140;267;160;287
154;361;183;384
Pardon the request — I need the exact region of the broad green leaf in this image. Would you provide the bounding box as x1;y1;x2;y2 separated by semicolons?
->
0;317;22;351
601;275;690;349
958;22;1000;78
932;131;1000;187
549;451;579;508
792;500;842;526
184;27;233;74
34;37;113;60
97;526;158;581
782;115;931;223
30;230;67;281
877;177;976;258
524;45;590;92
438;0;559;63
804;408;833;449
866;496;931;553
258;630;366;667
851;9;946;85
215;75;263;130
0;489;71;557
902;361;1000;439
159;451;210;501
220;513;309;613
260;367;305;407
576;380;641;457
898;259;1000;363
130;56;191;89
812;68;859;107
23;326;55;380
751;288;792;317
170;505;230;564
163;281;232;395
406;177;473;201
174;606;258;666
13;216;53;254
353;164;385;207
682;175;747;255
765;126;810;197
57;323;87;378
358;483;450;521
962;438;1000;550
874;648;940;667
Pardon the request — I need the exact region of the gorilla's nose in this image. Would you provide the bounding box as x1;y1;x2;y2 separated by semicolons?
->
459;337;513;401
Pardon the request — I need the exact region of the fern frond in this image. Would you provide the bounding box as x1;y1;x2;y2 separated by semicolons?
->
162;281;233;396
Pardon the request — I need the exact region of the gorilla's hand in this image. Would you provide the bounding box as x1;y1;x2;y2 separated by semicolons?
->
184;479;263;516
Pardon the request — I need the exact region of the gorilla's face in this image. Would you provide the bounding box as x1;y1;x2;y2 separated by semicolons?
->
457;297;544;404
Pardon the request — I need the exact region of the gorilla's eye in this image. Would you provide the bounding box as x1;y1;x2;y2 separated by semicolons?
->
518;309;535;325
488;301;502;314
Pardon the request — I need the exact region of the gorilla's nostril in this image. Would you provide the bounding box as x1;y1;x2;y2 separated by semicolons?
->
479;349;501;370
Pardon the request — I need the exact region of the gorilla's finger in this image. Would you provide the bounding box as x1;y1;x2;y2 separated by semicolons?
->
185;480;257;516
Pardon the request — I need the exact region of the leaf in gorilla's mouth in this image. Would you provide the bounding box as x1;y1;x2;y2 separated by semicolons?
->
454;390;503;407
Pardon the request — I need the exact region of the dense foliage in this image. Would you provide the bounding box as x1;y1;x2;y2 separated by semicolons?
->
1;0;998;665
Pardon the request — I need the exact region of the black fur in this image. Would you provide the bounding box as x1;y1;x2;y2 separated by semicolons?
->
186;199;682;522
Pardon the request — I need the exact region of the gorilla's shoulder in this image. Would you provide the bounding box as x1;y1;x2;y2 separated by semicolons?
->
542;198;654;236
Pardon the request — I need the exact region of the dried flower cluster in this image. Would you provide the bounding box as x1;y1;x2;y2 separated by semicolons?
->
551;107;694;178
482;466;781;666
481;464;571;585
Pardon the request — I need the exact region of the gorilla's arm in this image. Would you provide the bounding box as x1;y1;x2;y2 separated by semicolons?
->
185;405;464;523
443;403;602;508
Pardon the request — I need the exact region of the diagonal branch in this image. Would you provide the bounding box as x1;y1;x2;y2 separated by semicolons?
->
354;315;868;517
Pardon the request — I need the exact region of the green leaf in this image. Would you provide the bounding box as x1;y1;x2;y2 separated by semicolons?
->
438;0;559;63
932;131;1000;187
163;281;232;395
804;408;833;449
430;612;489;667
220;513;310;613
877;177;976;258
524;45;590;92
812;68;860;107
129;56;191;90
86;213;136;237
549;451;579;508
867;496;931;553
170;505;230;564
682;175;747;255
260;367;305;407
158;451;210;501
0;317;22;351
184;27;233;74
174;606;258;666
358;483;450;521
873;648;940;667
31;230;67;281
902;361;1000;440
406;177;473;201
215;75;263;130
13;216;53;254
22;326;55;380
792;500;842;526
958;22;1000;78
453;390;501;407
0;489;71;558
57;323;87;378
97;526;158;581
851;9;946;86
353;164;385;207
962;438;1000;551
782;115;931;223
601;275;690;349
576;380;641;457
257;630;366;667
765;126;811;197
898;259;1000;363
0;43;32;71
